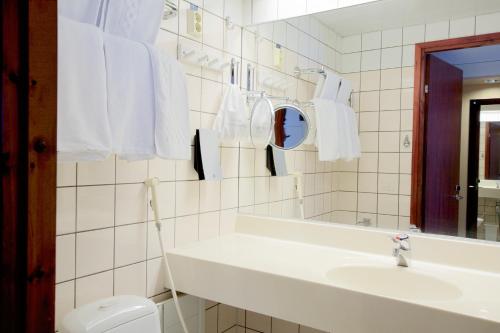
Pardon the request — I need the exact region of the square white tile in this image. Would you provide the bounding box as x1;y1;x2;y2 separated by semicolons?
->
77;157;115;186
76;185;115;231
381;47;402;69
75;270;113;307
115;223;147;267
362;31;381;51
57;187;76;235
199;180;221;212
115;183;148;225
56;234;75;283
361;49;381;71
176;181;200;216
382;28;402;48
114;262;147;297
76;228;114;277
199;211;220;240
175;214;199;246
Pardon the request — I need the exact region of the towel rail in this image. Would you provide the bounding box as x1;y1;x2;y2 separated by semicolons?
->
293;66;326;78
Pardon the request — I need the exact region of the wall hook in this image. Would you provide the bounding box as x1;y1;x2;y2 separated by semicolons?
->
198;54;209;64
403;135;411;148
225;16;235;30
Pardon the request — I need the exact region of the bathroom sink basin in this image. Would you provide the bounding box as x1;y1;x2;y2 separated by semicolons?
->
479;186;500;199
326;265;462;301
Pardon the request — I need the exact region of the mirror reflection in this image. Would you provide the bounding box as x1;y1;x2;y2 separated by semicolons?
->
239;0;500;245
480;105;500;180
271;104;309;150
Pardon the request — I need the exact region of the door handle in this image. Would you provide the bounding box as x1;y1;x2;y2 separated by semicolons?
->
453;185;464;200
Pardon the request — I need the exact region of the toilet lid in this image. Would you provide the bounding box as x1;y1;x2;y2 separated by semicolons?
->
62;296;157;333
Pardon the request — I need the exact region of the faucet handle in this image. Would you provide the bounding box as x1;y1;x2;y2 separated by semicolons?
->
391;233;409;242
391;234;411;250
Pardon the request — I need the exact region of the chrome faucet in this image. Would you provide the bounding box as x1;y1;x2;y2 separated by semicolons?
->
391;234;411;267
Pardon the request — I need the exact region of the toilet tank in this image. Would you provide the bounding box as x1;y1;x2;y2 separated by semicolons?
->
61;296;162;333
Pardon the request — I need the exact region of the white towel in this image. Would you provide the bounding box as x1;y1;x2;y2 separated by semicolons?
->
146;45;191;160
313;74;325;98
101;0;164;43
103;33;155;160
337;78;361;160
57;16;112;161
337;78;352;104
213;84;248;142
250;97;274;148
312;71;340;161
199;129;223;181
318;70;341;100
313;99;341;161
58;0;103;25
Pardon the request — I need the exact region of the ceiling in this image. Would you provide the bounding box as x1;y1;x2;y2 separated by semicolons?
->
314;0;500;36
434;44;500;79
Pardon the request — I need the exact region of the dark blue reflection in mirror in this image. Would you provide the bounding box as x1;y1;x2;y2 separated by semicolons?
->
271;105;309;150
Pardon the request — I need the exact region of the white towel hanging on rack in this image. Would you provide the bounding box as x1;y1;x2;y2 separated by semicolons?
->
57;16;112;161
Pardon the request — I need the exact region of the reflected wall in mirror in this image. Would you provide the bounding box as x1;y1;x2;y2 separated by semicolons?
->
239;0;500;245
271;104;309;150
480;105;500;180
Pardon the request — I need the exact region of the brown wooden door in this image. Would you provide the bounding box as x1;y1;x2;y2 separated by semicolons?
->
423;55;463;235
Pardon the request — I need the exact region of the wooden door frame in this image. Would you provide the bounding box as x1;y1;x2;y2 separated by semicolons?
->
411;32;500;229
1;1;57;332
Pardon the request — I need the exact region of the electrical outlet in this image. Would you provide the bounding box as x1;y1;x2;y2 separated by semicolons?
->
273;44;283;69
186;6;202;38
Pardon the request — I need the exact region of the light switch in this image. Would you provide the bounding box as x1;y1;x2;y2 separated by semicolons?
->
186;5;202;38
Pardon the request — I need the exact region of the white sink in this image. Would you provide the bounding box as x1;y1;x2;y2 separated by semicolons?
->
166;214;500;333
326;265;462;301
479;186;500;199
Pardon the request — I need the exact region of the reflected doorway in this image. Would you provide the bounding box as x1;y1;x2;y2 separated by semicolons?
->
411;33;500;241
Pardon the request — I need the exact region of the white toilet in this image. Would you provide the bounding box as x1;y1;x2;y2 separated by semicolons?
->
61;295;162;333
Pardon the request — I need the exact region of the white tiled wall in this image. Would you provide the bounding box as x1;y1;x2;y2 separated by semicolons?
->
334;11;500;230
203;302;326;333
55;1;341;331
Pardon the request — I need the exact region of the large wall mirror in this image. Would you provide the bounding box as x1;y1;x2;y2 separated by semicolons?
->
238;0;500;245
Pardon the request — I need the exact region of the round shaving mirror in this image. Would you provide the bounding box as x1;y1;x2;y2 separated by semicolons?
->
270;104;309;150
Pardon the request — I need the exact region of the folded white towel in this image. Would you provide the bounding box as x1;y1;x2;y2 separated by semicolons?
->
57;16;112;161
101;0;164;43
313;98;341;161
58;0;103;25
146;45;191;160
103;33;155;160
213;84;248;142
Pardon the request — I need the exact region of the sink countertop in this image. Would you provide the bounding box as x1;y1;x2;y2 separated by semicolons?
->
166;215;500;333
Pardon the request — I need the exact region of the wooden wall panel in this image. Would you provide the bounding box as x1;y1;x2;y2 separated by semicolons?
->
1;0;57;332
